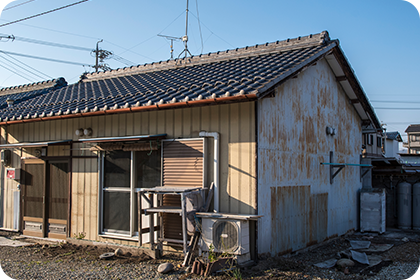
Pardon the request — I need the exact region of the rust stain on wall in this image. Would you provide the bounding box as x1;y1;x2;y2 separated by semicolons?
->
271;186;328;255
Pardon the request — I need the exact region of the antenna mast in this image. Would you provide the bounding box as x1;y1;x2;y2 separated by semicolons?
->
158;0;192;60
157;34;181;59
178;0;192;59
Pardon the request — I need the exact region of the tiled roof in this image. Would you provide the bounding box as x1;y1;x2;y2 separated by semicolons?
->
405;124;420;133
0;32;337;122
386;131;403;142
0;31;379;131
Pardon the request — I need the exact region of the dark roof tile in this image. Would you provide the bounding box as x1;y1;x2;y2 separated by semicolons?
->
406;125;420;133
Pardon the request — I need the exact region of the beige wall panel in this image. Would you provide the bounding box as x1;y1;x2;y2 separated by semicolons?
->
156;109;166;135
126;112;134;136
89;158;98;241
191;107;201;137
104;115;113;137
140;111;149;135
239;102;254;214
219;104;231;213
97;115;106;137
118;114;126;136
165;110;174;137
174;109;183;138
132;112;141;135
229;103;240;214
34;122;40;142
149;111;158;135
85;158;97;241
182;108;192;137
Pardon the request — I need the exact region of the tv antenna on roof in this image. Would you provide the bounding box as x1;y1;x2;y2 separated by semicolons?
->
158;0;192;60
157;34;181;60
178;0;192;59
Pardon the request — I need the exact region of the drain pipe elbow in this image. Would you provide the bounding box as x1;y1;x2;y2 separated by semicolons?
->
199;131;219;212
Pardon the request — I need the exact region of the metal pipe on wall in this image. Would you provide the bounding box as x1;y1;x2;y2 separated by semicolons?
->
199;131;219;212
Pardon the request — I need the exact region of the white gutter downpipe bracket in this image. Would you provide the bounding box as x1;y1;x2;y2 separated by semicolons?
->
199;131;219;212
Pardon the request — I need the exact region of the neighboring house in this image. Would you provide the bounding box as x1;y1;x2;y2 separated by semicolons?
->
362;132;384;158
403;124;420;154
0;31;381;257
384;131;403;158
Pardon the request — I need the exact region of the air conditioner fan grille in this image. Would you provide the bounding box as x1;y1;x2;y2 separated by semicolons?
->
213;220;238;252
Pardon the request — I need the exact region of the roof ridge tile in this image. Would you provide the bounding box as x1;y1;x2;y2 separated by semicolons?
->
81;31;331;82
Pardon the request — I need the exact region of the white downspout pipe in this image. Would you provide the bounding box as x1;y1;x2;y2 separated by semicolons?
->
199;131;219;212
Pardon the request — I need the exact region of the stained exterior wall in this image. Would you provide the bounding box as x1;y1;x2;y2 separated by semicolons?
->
0;102;256;245
257;58;363;256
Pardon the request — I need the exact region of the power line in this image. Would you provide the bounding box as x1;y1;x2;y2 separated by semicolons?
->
3;0;36;11
375;107;420;110
188;12;234;48
0;19;100;40
0;0;89;28
0;50;92;66
0;62;33;82
371;100;420;104
195;0;203;54
0;33;92;51
0;52;52;79
0;53;46;80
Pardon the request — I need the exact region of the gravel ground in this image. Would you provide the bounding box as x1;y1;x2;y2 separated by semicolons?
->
0;229;419;280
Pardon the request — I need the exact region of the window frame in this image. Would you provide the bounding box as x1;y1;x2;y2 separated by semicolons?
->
98;149;161;239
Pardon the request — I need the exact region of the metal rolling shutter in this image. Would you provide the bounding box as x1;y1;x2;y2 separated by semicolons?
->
162;139;204;241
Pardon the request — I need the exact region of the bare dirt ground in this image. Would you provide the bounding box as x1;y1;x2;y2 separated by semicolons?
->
0;229;419;279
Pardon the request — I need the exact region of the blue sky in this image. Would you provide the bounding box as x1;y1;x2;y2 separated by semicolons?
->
0;0;419;143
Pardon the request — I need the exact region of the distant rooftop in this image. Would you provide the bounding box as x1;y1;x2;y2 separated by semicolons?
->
405;124;420;133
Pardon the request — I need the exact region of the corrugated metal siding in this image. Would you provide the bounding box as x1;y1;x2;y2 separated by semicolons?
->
1;102;256;246
258;58;362;256
161;139;204;241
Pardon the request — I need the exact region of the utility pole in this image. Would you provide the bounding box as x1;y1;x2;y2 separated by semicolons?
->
91;39;112;72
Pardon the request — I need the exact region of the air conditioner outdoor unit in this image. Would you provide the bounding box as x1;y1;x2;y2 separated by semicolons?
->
201;218;250;260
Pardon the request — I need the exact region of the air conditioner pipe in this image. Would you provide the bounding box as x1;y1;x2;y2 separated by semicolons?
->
199;131;219;212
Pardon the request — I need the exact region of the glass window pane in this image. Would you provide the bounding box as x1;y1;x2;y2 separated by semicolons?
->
103;191;130;232
136;150;161;188
104;151;131;188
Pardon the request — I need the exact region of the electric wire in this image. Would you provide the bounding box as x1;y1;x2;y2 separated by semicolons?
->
0;53;46;80
115;35;157;60
3;0;36;11
111;55;136;66
157;10;186;36
0;33;92;51
188;12;234;48
374;107;420;110
0;19;100;40
1;52;52;79
195;0;204;54
104;40;154;61
0;50;92;66
371;100;420;104
0;61;33;82
0;0;89;28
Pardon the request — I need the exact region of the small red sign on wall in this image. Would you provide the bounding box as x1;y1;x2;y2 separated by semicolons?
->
6;168;20;180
